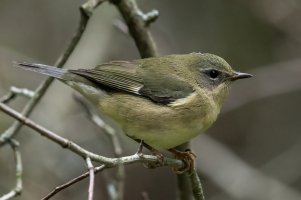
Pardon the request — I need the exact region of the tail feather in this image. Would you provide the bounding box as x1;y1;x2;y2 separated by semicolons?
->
15;62;67;80
14;61;110;103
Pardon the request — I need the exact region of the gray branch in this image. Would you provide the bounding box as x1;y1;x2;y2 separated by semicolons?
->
110;0;158;58
0;140;23;200
86;157;95;200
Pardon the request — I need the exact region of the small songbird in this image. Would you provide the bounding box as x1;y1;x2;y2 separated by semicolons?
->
16;53;251;158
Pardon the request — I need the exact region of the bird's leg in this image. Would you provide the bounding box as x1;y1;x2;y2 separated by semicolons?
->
134;139;164;168
135;139;144;155
168;148;197;174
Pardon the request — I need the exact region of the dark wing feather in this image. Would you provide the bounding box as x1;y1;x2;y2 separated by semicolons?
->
139;74;194;104
69;61;194;105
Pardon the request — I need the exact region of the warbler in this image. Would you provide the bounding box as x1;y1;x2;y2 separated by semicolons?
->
16;53;252;151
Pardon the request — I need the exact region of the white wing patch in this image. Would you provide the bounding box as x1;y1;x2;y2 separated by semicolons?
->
130;85;143;95
168;92;197;108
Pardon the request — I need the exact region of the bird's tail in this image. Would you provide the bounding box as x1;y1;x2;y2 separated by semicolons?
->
14;61;105;103
15;62;67;80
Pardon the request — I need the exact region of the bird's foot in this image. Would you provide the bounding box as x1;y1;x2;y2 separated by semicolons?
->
169;148;197;174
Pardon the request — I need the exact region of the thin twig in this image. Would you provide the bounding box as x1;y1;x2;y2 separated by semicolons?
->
0;92;16;104
110;0;158;58
0;140;23;200
0;87;34;104
86;157;95;200
42;165;106;200
140;9;159;27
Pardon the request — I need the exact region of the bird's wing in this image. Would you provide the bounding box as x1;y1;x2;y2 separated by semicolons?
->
69;61;143;95
69;61;194;105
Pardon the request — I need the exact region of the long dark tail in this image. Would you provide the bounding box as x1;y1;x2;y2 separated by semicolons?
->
15;62;67;80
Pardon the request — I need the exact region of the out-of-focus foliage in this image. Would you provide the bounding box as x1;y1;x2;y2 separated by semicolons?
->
0;0;300;199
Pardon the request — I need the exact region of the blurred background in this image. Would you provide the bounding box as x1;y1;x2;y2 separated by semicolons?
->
0;0;301;199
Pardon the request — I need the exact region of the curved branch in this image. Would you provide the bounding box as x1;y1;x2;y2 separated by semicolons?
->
42;165;106;200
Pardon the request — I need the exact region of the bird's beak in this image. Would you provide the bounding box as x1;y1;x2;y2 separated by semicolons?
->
230;71;253;81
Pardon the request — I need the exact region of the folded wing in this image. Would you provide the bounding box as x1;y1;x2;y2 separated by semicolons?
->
69;61;194;105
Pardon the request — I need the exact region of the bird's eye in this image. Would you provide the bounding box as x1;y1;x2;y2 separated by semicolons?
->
208;70;219;79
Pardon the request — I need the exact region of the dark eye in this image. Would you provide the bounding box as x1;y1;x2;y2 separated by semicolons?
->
208;70;219;79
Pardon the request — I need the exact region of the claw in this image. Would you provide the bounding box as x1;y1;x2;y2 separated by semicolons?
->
169;148;197;174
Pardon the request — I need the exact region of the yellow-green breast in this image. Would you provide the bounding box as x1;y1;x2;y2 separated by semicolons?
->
98;87;220;149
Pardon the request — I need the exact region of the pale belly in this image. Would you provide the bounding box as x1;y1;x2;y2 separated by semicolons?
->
125;119;205;149
98;93;218;149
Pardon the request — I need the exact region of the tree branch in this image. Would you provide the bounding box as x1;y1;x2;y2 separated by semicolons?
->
0;87;34;104
0;140;23;200
86;157;95;200
177;172;193;200
110;0;158;58
189;169;205;200
42;165;106;200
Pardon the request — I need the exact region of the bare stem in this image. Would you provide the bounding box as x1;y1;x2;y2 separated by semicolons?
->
42;165;106;200
0;87;34;104
86;157;95;200
0;140;23;200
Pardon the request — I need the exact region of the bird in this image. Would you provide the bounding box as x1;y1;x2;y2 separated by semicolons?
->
16;53;252;171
